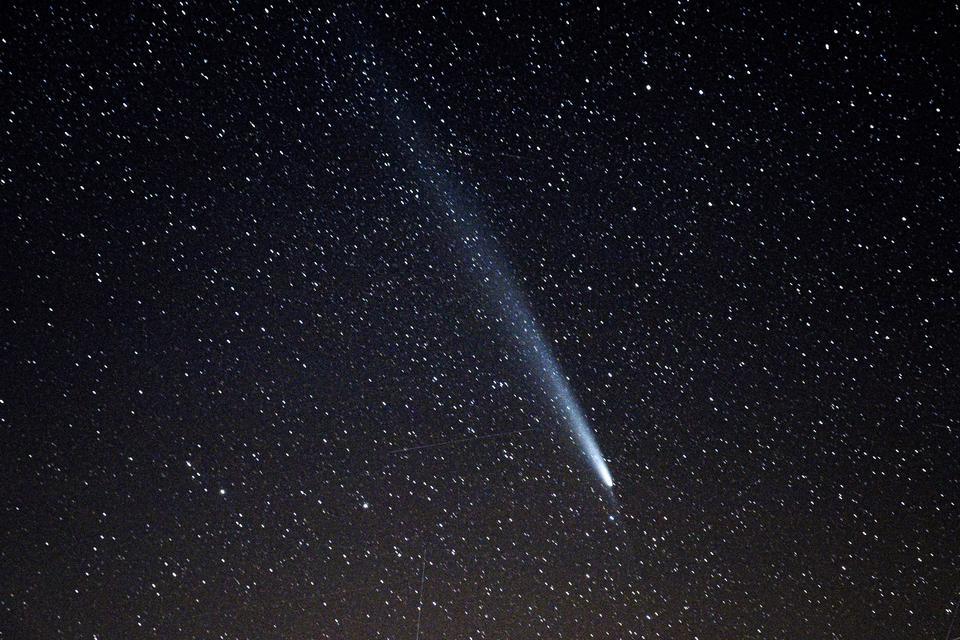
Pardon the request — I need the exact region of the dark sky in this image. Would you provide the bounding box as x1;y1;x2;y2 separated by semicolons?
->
2;2;959;639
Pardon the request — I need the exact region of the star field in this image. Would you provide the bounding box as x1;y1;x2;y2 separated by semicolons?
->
1;2;958;639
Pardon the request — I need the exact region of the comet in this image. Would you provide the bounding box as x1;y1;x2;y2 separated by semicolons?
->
395;119;615;493
368;49;614;491
441;195;615;492
514;300;616;490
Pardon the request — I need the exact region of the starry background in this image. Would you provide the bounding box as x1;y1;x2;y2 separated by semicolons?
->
2;2;959;639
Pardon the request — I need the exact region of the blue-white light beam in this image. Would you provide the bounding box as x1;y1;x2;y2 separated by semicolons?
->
452;211;615;490
499;280;615;489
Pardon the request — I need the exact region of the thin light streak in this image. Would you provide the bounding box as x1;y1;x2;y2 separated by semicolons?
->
387;427;541;455
414;549;426;640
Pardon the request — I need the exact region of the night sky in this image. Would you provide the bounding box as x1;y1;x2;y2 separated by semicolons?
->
2;2;959;639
